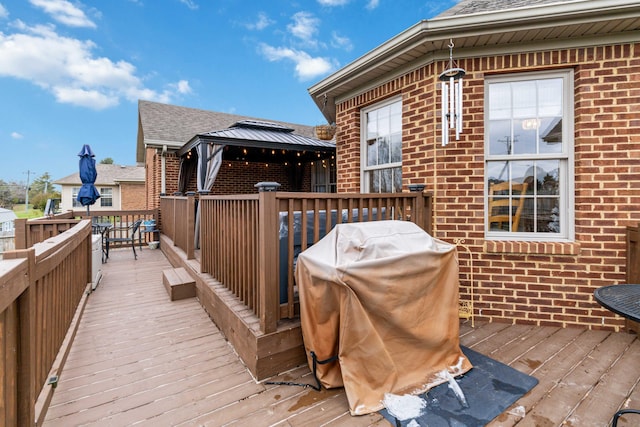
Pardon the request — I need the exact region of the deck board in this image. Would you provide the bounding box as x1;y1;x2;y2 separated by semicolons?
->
43;248;640;426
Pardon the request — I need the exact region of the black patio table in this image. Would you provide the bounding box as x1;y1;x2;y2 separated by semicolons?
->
594;284;640;323
593;284;640;427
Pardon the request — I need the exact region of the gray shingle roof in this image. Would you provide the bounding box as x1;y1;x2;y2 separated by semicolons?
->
137;100;317;162
436;0;571;17
54;164;145;186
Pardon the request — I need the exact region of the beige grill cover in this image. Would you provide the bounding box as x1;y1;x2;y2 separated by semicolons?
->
295;220;472;415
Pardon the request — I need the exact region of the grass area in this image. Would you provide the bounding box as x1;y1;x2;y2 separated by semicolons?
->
13;204;44;219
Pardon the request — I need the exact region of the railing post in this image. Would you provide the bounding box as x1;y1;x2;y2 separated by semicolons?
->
256;183;280;334
409;184;426;232
14;218;27;250
186;192;196;260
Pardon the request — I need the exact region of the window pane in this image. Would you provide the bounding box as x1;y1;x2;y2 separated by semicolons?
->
393;167;402;193
539;117;562;153
390;102;402;134
488;120;512;155
367;110;378;140
390;132;402;163
512;81;537;118
489;82;511;119
487;161;508;183
513;119;537;155
367;139;378;166
538;79;562;116
537;160;560;196
536;197;561;233
379;136;390;164
378;105;390;136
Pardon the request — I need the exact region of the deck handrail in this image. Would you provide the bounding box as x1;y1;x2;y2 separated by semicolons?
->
0;220;92;425
199;191;433;334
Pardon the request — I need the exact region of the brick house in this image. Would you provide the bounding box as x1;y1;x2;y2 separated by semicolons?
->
308;0;640;330
136;100;336;209
54;164;146;212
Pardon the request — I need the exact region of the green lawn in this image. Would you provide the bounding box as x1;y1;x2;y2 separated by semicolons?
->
13;205;44;219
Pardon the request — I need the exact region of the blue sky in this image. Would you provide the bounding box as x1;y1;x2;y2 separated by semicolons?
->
0;0;457;186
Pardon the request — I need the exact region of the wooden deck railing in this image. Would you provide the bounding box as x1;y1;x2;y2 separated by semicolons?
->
0;220;92;426
159;195;195;259
199;191;433;334
14;210;159;250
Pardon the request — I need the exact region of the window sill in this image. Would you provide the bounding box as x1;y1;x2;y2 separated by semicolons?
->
484;240;581;255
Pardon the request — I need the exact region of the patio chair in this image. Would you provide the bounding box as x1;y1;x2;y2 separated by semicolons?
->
488;181;528;232
105;219;143;260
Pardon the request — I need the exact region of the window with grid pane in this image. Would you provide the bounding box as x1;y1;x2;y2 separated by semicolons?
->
361;97;402;193
72;187;82;208
100;187;113;207
485;70;574;240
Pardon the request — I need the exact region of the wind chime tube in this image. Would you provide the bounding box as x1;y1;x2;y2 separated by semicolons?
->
457;78;463;137
442;81;449;146
449;76;455;129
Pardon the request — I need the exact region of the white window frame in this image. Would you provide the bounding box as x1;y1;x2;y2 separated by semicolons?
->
484;70;575;242
361;96;403;193
72;187;82;208
100;187;113;207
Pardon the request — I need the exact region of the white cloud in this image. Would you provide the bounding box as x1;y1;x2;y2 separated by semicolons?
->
0;22;185;109
246;12;273;31
288;11;319;45
258;43;335;81
317;0;349;6
11;132;24;139
0;4;8;19
331;31;352;51
366;0;380;10
172;79;192;94
29;0;96;28
179;0;198;10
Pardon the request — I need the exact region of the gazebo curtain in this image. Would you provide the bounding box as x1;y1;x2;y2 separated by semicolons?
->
194;142;223;248
177;156;197;195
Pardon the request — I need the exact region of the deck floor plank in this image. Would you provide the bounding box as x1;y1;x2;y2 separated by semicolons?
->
42;248;639;427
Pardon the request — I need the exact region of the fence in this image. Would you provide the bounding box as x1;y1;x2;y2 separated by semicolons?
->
199;191;433;334
0;220;92;426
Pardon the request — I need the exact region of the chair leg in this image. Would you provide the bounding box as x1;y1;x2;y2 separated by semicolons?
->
132;239;137;260
612;409;640;427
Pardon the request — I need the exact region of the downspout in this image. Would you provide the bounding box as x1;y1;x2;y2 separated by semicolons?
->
161;144;167;194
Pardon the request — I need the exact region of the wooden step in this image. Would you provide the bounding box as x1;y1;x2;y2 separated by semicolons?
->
162;267;196;301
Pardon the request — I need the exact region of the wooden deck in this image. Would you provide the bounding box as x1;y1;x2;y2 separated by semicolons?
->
43;248;640;426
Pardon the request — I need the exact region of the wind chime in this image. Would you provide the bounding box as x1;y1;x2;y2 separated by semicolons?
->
439;39;465;146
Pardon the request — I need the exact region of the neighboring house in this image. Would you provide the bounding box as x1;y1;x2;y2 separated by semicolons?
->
308;0;640;330
54;164;146;212
136;100;336;209
0;208;16;232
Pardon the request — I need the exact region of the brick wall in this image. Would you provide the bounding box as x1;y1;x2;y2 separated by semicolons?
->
120;183;146;210
335;43;640;330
